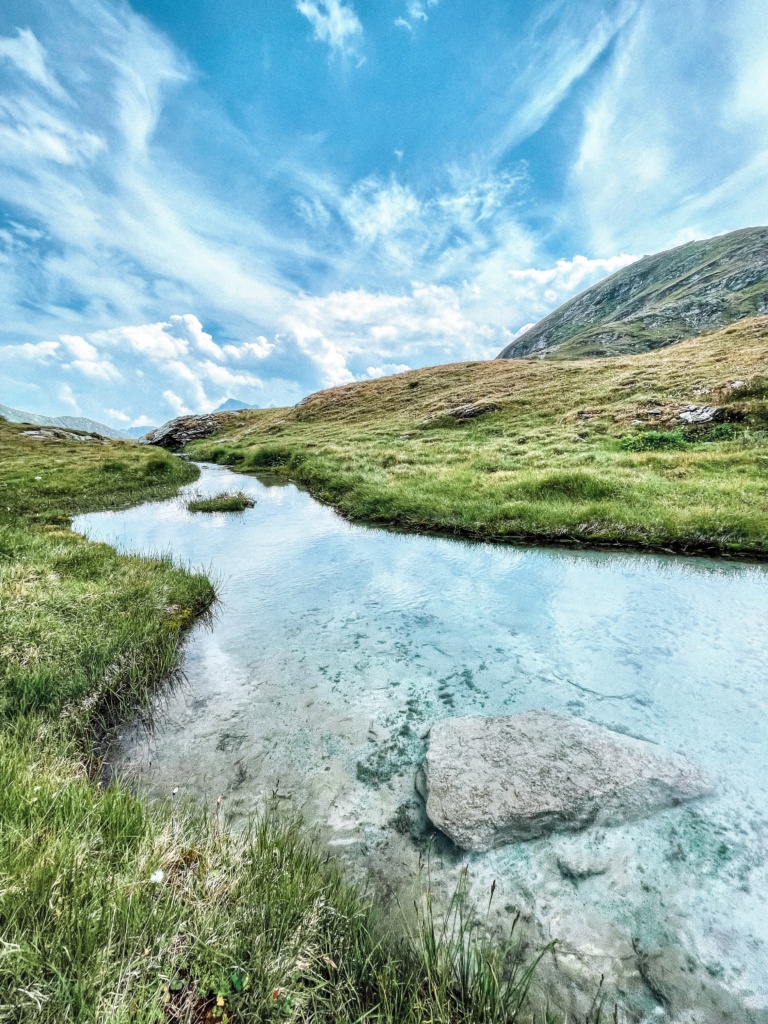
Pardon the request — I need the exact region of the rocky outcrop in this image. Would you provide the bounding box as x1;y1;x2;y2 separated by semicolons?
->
444;402;500;420
675;404;743;424
21;428;107;443
141;414;227;451
422;402;500;425
418;712;713;851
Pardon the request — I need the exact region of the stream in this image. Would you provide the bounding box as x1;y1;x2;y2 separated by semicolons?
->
74;462;768;1021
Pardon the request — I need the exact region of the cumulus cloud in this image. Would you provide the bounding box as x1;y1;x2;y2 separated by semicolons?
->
57;383;79;409
284;283;513;385
366;363;411;378
1;314;275;427
163;390;190;416
296;0;363;59
1;340;60;362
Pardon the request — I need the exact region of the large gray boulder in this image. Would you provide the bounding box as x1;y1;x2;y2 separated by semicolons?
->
418;713;713;851
142;414;226;451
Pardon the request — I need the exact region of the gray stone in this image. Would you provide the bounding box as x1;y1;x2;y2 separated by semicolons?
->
443;402;500;420
421;402;500;426
142;414;227;451
419;713;713;852
676;404;726;424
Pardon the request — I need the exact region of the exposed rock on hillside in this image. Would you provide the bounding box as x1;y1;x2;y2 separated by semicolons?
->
418;712;713;851
498;226;768;360
21;428;107;443
142;413;235;451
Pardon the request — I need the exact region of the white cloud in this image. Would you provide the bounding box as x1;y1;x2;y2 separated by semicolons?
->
568;0;768;254
69;358;121;382
57;383;79;409
2;314;275;421
223;337;275;360
1;340;60;362
163;390;190;416
342;176;422;245
284;283;512;386
296;0;363;58
367;363;411;378
396;0;438;29
501;253;637;314
0;28;67;100
61;335;99;361
487;0;640;161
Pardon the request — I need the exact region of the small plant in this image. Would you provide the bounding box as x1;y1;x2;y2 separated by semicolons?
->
619;430;689;452
186;492;255;513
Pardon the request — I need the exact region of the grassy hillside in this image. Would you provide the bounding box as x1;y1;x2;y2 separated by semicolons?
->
498;226;768;359
0;418;556;1023
190;316;768;558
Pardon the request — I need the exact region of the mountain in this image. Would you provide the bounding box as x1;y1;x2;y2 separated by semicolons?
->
125;425;155;438
0;402;132;440
213;397;258;412
498;226;768;360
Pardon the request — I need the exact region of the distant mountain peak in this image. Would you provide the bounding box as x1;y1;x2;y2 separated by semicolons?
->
498;226;768;361
213;397;258;412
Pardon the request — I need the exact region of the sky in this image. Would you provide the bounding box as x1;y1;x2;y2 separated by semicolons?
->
1;0;767;428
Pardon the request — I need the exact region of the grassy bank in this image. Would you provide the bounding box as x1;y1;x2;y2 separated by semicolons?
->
191;318;768;558
0;420;556;1023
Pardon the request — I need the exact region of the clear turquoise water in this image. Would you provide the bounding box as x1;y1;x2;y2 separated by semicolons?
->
75;463;768;1019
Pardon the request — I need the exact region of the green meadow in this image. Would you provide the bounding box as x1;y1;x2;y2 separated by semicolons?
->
192;318;768;559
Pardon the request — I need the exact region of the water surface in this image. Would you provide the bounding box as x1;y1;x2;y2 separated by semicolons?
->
75;464;768;1020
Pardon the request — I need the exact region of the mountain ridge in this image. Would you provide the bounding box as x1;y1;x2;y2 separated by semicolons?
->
0;402;133;440
498;226;768;360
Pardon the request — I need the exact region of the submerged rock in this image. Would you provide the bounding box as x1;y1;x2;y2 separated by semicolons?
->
418;712;713;851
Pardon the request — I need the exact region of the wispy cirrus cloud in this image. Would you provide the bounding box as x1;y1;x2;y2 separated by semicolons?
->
0;27;68;100
395;0;439;30
568;0;768;254
486;0;640;160
296;0;363;59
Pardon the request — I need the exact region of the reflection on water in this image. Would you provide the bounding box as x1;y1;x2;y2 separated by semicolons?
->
75;464;768;1020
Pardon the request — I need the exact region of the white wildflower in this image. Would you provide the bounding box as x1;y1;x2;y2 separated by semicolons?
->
150;869;165;884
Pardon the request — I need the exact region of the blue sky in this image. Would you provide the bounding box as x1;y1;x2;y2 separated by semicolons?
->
1;0;767;427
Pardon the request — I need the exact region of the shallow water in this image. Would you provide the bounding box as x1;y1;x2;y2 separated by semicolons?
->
75;463;768;1020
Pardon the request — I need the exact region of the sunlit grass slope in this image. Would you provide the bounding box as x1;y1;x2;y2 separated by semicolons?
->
193;317;768;557
0;419;556;1022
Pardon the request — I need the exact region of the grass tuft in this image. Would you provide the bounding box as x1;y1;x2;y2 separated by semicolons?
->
186;491;255;513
